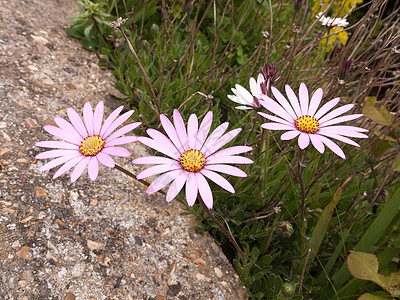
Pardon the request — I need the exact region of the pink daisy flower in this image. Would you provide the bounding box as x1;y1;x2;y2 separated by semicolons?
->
258;83;368;159
35;101;141;182
132;109;253;209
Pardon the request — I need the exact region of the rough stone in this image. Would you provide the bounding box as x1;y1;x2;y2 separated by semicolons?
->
0;0;247;299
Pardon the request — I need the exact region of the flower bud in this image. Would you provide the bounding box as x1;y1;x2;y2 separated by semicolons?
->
338;58;351;80
150;23;159;34
281;282;296;297
276;221;294;238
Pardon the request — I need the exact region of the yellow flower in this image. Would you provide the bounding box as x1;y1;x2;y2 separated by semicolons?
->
319;26;348;53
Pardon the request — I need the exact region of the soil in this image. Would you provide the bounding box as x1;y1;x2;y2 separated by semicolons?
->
0;0;247;299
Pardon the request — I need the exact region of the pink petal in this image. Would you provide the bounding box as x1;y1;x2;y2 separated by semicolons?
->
146;169;182;194
52;156;84;179
93;101;104;135
319;126;368;138
200;122;229;154
54;117;84;145
43;125;81;145
259;95;295;123
196;173;213;209
39;153;82;172
281;130;300;140
271;86;298;120
204;164;247;177
318;104;354;124
160;114;185;153
35;141;78;150
166;171;189;203
196;111;213;149
308;88;323;116
258;112;294;126
99;106;124;137
146;129;181;156
317;131;360;147
87;156;99;181
105;136;137;147
185;173;198;206
319;114;363;127
173;109;189;150
102;110;134;139
70;156;91;182
106;122;141;142
206;155;253;165
285;84;302;117
309;134;325;154
136;163;180;180
319;125;368;133
187;114;199;149
138;137;179;159
318;135;346;159
206;146;252;160
200;169;235;193
203;128;241;157
299;83;309;115
298;133;310;149
36;149;80;159
102;147;131;157
96;152;115;168
132;156;177;165
83;102;94;136
67;107;88;138
261;123;295;131
314;98;340;119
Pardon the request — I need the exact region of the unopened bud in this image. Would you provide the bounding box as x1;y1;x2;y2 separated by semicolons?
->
150;24;159;34
338;58;351;80
183;0;193;14
294;0;302;12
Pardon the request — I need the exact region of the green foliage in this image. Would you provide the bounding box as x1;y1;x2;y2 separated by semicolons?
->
347;251;400;298
67;0;400;299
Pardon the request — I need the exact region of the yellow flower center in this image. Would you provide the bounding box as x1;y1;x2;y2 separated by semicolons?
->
180;149;206;173
295;115;319;134
79;135;105;156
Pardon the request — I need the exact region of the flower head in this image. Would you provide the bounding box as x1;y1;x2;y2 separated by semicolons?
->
227;74;265;110
258;83;368;159
132;109;253;209
35;101;141;182
316;12;349;27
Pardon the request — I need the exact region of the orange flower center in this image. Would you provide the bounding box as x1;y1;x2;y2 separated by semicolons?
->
295;115;319;134
79;135;105;156
180;149;206;173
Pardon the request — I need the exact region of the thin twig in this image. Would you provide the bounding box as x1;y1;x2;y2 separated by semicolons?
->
198;197;245;263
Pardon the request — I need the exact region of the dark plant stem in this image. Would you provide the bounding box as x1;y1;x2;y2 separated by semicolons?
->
198;197;245;263
298;248;311;295
114;163;166;196
117;27;161;114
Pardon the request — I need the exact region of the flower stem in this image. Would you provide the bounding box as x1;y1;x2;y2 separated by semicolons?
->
117;27;161;115
114;163;166;196
198;197;245;263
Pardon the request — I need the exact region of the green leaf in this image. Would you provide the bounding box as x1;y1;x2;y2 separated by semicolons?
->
363;97;394;126
394;156;400;172
347;252;386;287
308;177;351;264
358;293;393;300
